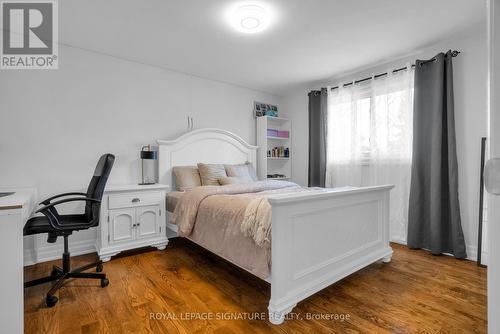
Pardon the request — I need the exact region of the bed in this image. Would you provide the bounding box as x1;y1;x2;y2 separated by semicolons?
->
157;128;393;325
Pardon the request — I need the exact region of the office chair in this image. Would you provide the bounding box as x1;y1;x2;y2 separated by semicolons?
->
24;154;115;307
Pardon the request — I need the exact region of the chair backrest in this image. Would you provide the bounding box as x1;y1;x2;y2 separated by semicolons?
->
85;154;115;222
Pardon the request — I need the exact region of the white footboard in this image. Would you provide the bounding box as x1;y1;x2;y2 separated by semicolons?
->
266;185;394;325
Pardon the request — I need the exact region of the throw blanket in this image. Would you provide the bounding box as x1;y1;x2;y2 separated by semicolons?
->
241;186;322;247
171;180;325;248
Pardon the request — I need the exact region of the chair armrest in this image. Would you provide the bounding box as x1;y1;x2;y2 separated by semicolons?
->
37;197;100;213
36;197;101;230
40;192;87;205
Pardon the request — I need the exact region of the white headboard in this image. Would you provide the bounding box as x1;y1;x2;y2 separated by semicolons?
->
157;128;258;186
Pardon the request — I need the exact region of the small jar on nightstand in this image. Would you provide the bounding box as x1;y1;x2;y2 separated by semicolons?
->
95;184;170;262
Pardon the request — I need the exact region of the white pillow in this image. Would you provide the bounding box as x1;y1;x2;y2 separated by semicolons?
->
197;163;227;186
224;162;258;181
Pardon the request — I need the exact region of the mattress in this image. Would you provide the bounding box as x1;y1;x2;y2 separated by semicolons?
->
166;191;183;212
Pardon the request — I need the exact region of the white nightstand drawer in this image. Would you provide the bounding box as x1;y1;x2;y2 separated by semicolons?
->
108;192;161;209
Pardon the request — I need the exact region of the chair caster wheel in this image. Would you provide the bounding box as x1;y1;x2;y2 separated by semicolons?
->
46;295;58;307
96;263;103;272
101;278;109;288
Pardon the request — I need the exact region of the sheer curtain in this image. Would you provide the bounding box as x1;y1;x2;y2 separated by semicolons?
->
326;67;414;242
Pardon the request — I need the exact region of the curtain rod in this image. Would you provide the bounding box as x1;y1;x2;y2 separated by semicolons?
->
329;50;460;90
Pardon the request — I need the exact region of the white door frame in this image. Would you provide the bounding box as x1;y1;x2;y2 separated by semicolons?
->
488;1;500;333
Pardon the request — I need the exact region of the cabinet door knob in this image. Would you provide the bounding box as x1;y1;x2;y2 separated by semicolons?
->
132;198;140;203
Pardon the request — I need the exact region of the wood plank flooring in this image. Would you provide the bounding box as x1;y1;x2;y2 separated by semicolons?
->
24;240;487;333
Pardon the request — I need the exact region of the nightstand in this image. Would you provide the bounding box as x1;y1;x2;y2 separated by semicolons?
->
95;184;169;262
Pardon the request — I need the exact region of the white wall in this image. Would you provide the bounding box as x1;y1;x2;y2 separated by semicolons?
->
488;0;500;331
0;44;282;264
283;27;488;261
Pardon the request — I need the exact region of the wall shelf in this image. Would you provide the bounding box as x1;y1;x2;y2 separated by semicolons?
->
257;116;292;181
264;116;290;123
267;136;290;140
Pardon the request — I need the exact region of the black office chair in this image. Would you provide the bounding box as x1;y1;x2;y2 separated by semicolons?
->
24;154;115;307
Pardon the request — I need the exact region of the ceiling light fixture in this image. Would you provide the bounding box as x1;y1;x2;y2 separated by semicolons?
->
227;2;273;34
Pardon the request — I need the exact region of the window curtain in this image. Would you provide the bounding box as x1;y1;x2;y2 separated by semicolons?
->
308;88;328;187
407;51;467;258
326;68;414;242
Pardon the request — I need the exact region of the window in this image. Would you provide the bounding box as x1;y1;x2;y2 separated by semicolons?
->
327;76;413;166
326;70;414;243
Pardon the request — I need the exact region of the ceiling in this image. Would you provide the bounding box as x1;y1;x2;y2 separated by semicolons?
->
60;0;486;95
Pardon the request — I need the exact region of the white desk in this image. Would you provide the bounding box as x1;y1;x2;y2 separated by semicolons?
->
0;188;36;334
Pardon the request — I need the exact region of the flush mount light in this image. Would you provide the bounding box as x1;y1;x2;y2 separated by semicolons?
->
226;2;274;34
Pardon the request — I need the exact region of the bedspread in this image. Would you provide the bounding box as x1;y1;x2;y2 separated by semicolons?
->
171;180;299;237
171;180;329;278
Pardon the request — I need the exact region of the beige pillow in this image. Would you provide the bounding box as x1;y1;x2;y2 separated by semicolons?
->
225;162;258;182
218;177;249;185
197;163;227;186
172;166;202;191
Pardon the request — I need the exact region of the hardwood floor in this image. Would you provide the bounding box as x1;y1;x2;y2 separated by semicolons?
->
24;240;487;334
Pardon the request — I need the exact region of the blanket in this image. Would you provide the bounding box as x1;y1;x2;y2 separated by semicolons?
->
171;180;300;244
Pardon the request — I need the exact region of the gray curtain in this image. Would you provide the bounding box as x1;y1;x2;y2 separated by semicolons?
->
308;88;328;187
407;51;467;258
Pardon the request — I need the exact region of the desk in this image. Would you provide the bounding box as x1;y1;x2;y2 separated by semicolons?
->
0;188;36;334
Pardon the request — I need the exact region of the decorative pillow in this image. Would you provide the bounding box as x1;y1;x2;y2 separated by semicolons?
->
218;177;250;185
172;166;202;191
197;163;227;186
225;162;258;181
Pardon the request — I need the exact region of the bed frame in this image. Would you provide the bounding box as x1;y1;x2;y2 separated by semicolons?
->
157;128;393;325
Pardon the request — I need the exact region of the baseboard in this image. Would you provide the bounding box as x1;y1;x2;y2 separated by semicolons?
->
481;252;489;265
24;236;488;266
166;222;178;239
390;237;407;245
24;238;97;266
389;238;487;265
23;248;36;266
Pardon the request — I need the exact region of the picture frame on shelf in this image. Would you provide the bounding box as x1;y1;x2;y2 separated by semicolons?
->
254;101;278;118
